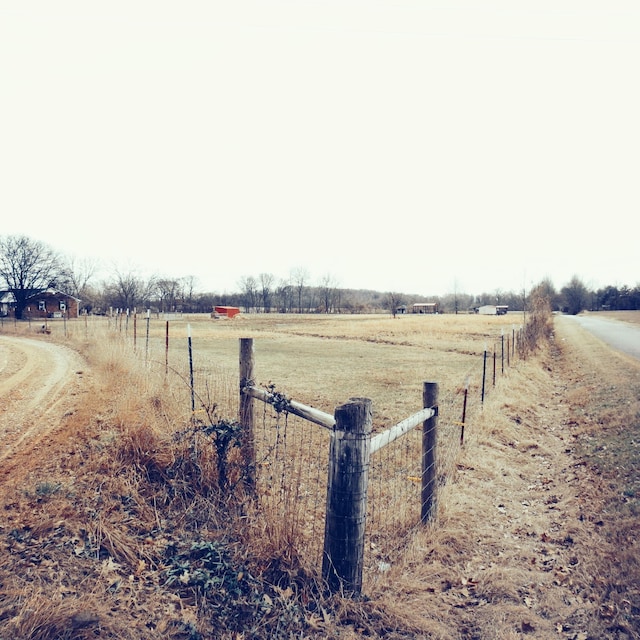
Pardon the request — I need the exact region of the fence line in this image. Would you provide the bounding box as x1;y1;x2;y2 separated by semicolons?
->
238;336;441;595
3;312;543;596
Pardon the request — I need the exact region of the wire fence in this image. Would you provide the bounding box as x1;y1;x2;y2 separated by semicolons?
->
243;327;534;587
2;311;544;586
253;406;330;569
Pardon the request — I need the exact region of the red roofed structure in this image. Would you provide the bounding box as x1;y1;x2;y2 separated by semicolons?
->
214;306;240;319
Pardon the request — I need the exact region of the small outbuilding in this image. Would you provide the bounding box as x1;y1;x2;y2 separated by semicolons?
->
412;302;438;314
476;305;509;316
213;306;240;319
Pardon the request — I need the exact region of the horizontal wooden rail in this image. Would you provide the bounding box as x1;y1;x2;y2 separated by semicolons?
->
242;384;336;430
370;407;436;454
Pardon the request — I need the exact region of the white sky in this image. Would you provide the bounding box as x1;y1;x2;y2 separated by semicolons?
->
1;1;638;296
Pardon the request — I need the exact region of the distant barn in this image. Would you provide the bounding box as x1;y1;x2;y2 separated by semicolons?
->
412;302;438;314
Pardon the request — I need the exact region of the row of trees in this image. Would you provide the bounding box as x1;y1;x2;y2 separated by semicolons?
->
1;235;638;318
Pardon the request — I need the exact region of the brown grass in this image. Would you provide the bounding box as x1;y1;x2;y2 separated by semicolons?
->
0;310;638;638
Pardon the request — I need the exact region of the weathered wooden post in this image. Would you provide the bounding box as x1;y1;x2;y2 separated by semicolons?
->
322;397;372;596
421;382;438;523
239;338;256;493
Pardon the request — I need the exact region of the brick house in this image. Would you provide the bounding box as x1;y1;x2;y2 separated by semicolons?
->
0;288;81;319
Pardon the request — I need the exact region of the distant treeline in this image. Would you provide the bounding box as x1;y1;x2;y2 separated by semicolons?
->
85;276;640;317
0;236;636;317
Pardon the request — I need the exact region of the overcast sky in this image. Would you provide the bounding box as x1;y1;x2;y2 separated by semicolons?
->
1;1;638;296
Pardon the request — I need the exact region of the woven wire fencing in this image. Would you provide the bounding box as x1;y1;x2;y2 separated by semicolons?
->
253;404;331;570
53;314;528;579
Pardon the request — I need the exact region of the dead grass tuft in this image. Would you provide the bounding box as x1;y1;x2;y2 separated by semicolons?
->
1;587;133;640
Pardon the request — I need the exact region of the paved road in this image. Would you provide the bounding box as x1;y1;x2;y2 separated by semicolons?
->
565;314;640;361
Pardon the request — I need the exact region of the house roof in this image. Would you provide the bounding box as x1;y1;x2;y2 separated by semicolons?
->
27;288;81;301
0;288;81;302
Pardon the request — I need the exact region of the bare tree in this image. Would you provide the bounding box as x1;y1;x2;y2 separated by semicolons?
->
276;277;296;313
179;275;199;311
385;292;406;318
291;266;310;313
238;276;258;313
104;266;155;312
259;272;275;313
60;255;100;301
156;278;181;312
0;234;62;319
452;279;460;314
318;273;339;313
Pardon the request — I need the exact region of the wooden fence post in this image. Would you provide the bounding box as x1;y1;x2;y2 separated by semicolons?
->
239;338;256;493
421;382;438;523
322;397;372;596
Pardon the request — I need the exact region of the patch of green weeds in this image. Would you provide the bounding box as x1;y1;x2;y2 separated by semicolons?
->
164;539;266;631
163;539;309;637
34;481;62;501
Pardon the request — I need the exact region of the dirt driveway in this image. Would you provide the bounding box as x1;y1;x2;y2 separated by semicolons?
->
0;335;87;479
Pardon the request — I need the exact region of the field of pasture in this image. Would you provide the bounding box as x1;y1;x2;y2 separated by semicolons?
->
120;311;521;431
80;311;536;601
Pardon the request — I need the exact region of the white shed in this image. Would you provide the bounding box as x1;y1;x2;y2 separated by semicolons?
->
477;305;508;316
477;305;497;315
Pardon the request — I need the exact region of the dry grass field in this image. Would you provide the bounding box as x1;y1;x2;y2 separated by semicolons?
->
138;311;517;426
0;310;637;639
596;310;640;325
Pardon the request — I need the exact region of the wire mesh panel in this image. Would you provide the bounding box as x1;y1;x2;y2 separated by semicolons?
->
366;425;424;567
253;403;330;569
